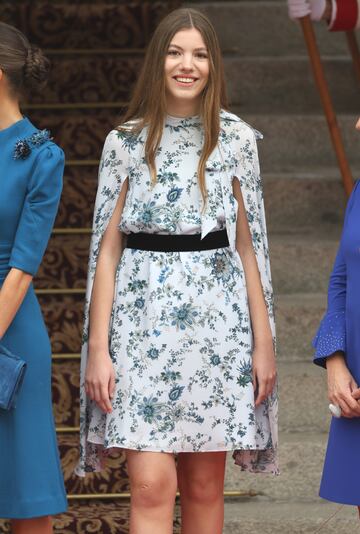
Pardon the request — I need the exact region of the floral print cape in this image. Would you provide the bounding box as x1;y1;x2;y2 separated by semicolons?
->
76;109;278;476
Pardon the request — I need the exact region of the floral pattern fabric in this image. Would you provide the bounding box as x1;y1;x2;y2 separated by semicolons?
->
76;110;279;476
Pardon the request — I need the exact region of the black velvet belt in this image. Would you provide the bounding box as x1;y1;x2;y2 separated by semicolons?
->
125;229;229;252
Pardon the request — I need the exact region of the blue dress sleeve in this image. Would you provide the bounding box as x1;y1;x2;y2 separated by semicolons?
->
9;144;64;276
312;180;359;368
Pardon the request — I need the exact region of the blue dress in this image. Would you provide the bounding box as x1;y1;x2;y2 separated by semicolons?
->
0;118;68;518
313;180;360;505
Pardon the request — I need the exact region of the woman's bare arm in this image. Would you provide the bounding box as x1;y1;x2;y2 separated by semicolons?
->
232;178;276;406
85;178;129;413
0;268;33;339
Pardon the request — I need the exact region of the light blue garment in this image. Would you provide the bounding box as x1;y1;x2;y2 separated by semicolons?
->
313;180;360;505
0;343;26;410
0;117;67;518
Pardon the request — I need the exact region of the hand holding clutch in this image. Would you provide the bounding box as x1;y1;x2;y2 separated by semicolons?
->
0;344;26;410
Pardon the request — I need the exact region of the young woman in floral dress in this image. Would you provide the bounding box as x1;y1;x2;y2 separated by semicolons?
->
77;8;278;534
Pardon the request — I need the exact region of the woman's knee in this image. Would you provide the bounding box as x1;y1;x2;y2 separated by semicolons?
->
131;473;177;508
180;475;223;505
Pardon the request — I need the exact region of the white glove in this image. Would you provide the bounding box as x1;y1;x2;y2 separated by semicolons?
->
309;0;327;21
287;0;311;20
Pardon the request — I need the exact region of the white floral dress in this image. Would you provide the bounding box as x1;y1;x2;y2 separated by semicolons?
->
76;110;279;476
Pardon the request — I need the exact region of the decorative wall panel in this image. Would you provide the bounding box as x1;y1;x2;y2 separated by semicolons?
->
38;235;90;289
56;167;98;228
59;434;130;494
0;2;181;49
0;0;183;518
29;56;143;104
39;295;84;353
0;502;182;534
55;166;98;228
53;361;80;427
25;110;116;160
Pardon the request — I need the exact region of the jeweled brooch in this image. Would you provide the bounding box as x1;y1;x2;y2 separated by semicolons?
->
13;129;52;160
13;140;31;160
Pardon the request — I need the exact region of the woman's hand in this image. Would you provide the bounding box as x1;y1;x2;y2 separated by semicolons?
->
85;347;116;414
327;352;360;418
252;342;277;407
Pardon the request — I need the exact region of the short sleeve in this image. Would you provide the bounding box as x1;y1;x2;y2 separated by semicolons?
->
312;180;359;368
9;144;64;276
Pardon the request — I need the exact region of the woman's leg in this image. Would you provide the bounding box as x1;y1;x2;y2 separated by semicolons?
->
11;516;52;534
177;451;227;534
126;450;178;534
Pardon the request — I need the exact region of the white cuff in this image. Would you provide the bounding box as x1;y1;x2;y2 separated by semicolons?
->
288;0;311;20
309;0;327;21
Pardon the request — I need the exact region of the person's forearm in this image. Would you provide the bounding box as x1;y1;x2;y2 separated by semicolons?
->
238;245;273;348
326;351;346;368
88;251;123;352
0;268;32;339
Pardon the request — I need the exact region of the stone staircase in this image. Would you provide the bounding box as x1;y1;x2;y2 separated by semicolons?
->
0;1;181;532
1;0;360;532
193;1;360;532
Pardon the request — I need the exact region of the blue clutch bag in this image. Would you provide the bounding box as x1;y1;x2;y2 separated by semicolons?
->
0;344;26;410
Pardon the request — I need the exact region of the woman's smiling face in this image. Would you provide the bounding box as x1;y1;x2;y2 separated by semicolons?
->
164;27;209;114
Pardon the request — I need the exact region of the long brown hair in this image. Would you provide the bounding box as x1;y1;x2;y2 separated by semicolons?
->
119;8;228;205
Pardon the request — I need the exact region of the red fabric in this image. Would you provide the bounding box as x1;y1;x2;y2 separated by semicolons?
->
330;0;358;31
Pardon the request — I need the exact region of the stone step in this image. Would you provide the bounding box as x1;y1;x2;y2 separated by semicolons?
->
238;113;360;173
225;431;327;501
188;1;352;57
276;293;327;363
223;501;358;534
2;0;350;59
278;362;329;433
20;54;360;114
25;109;360;172
0;1;179;49
270;233;338;295
227;57;360;113
0;499;356;533
263;171;346;234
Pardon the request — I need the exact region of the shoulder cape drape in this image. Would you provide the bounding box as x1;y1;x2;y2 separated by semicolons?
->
76;110;278;476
